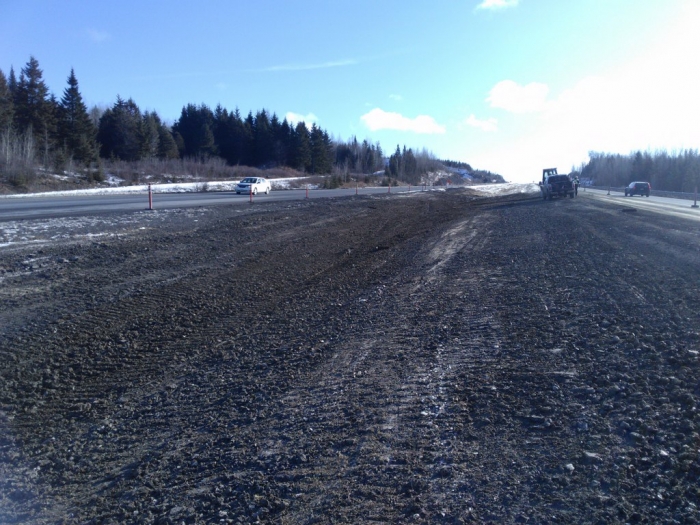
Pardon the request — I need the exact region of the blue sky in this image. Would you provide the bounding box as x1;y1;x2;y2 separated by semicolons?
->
2;0;698;182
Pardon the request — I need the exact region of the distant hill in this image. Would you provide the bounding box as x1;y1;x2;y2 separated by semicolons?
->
444;166;506;184
441;160;506;184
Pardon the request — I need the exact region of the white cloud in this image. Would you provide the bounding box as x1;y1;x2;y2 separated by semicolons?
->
361;108;446;134
535;3;700;169
286;112;318;127
86;28;110;43
465;114;498;132
467;3;700;183
389;94;403;102
476;0;519;10
487;80;549;113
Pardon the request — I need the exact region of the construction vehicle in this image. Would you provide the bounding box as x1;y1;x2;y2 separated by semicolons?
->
539;168;575;200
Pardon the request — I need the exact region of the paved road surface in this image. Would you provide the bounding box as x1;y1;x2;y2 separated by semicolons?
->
0;186;418;221
582;187;700;222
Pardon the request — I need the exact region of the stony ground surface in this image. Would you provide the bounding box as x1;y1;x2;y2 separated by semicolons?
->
1;189;699;524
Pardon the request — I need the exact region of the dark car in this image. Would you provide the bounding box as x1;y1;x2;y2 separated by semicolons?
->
540;171;575;200
625;181;651;197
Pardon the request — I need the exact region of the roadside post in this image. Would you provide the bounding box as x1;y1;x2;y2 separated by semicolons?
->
249;184;253;203
607;184;611;196
148;183;153;210
693;186;699;208
306;184;309;199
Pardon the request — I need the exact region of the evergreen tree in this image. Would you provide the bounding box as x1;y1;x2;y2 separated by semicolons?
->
213;105;234;164
212;104;229;159
213;106;251;166
57;68;97;164
335;142;354;171
43;93;60;166
242;111;255;165
13;57;52;141
136;110;179;160
403;147;418;183
0;69;13;131
375;144;384;173
157;122;180;159
252;109;273;167
322;129;334;173
353;139;361;171
309;125;333;174
361;140;373;173
290;122;311;171
631;150;653;184
13;57;57;168
7;67;17;98
172;130;185;157
388;145;402;179
97;96;144;161
237;108;253;164
172;103;216;159
140;111;161;158
270;113;288;166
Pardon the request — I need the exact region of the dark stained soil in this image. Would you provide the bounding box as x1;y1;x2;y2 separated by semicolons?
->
1;189;699;524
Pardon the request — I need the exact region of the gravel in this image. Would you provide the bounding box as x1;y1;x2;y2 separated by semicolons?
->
1;189;699;524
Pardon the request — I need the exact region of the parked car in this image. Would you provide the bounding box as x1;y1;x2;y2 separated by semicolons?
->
624;181;651;197
236;177;271;195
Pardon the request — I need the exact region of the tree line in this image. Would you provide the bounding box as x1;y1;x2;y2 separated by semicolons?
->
1;57;101;183
1;56;446;187
574;150;700;192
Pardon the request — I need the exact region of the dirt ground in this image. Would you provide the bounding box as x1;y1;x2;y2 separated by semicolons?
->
1;189;699;524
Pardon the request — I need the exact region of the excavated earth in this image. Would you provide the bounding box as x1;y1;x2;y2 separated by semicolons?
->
1;189;699;524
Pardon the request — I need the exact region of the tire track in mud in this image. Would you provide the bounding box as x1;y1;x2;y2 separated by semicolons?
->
242;212;509;523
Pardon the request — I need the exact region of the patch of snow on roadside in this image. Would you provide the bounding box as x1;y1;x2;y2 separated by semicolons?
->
0;177;306;198
106;174;125;186
467;183;540;196
0;209;209;249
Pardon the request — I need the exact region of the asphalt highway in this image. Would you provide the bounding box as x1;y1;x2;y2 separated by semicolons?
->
582;187;700;222
3;185;699;222
0;186;416;221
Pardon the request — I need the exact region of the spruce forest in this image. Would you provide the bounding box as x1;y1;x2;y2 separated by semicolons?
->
0;57;447;190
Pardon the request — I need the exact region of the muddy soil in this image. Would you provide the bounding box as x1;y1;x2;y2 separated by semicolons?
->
1;190;699;524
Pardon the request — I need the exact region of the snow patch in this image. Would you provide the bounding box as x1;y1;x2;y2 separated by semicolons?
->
0;178;304;199
466;183;540;196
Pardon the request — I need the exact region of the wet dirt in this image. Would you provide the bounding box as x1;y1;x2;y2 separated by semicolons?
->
1;190;699;524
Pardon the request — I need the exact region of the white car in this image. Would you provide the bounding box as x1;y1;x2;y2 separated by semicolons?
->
236;177;271;195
